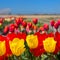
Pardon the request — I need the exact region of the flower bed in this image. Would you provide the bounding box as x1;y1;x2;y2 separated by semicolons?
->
0;17;60;60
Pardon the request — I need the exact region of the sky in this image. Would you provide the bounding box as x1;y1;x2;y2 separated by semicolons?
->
0;0;60;14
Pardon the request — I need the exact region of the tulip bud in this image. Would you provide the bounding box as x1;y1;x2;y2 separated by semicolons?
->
43;24;49;31
57;19;60;25
9;24;15;32
15;17;23;25
0;18;4;23
50;20;55;27
33;18;38;24
19;17;23;24
22;21;27;27
27;22;32;28
15;18;20;25
14;23;18;28
54;22;59;29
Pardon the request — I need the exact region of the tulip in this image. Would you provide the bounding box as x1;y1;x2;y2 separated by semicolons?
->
15;18;20;25
17;32;26;40
43;24;49;31
9;38;26;56
54;22;59;29
6;33;17;56
15;17;23;25
7;33;26;56
27;22;32;28
14;23;18;28
0;18;3;23
26;35;38;49
43;37;56;53
30;32;47;57
50;20;55;27
19;17;23;22
33;18;38;24
0;35;6;56
22;21;27;27
9;24;15;32
57;19;60;25
3;26;9;34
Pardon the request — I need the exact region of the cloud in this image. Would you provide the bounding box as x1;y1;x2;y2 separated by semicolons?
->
0;8;11;14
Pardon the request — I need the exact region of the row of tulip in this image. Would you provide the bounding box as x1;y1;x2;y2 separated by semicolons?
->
0;30;60;60
0;17;60;35
0;17;48;35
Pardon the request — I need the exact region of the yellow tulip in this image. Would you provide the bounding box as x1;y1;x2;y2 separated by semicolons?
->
43;37;56;53
9;38;25;56
26;35;38;49
0;41;6;56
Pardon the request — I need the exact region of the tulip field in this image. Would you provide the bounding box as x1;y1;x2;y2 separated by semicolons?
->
0;16;60;60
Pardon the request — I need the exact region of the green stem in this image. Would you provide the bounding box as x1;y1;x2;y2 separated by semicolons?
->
25;41;34;60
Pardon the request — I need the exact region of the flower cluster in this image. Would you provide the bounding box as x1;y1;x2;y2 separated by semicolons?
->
0;17;60;60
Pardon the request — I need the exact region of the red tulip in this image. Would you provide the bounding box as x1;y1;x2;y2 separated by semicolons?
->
43;24;49;31
15;18;20;25
9;24;15;32
0;35;5;41
19;17;23;24
30;32;47;57
6;33;17;56
54;22;59;29
7;33;17;41
17;33;26;40
0;56;4;60
14;23;18;28
27;22;32;28
3;26;9;34
22;21;27;27
50;20;55;27
57;19;60;25
0;18;3;23
54;32;60;54
33;18;38;24
15;17;23;25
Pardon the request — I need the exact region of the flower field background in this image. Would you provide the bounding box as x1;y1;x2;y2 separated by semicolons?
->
0;16;60;60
